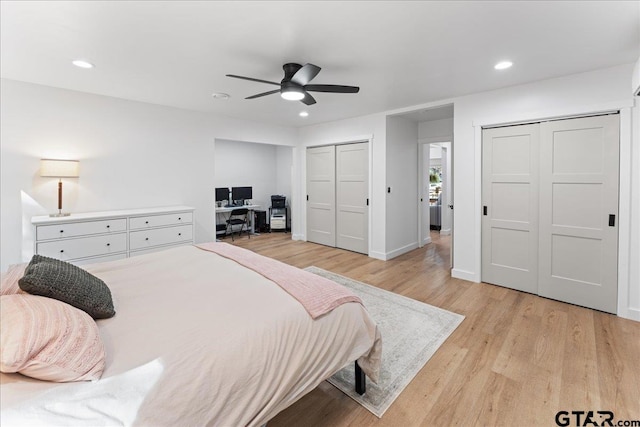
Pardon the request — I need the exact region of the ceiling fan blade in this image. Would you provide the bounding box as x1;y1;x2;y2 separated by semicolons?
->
226;74;280;86
305;84;360;93
290;63;321;86
245;89;281;99
301;92;317;106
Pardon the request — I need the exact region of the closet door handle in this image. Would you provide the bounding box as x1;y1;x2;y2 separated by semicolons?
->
483;206;488;216
609;214;616;227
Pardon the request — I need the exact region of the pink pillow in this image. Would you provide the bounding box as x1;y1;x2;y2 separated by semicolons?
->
0;294;106;382
1;263;27;295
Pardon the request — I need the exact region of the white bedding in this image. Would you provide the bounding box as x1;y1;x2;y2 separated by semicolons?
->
1;245;381;426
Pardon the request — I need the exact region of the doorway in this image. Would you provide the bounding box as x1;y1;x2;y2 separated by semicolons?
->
419;140;453;266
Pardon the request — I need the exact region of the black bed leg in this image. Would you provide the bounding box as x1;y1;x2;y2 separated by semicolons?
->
355;361;366;395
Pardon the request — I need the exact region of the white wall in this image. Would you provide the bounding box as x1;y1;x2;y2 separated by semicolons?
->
214;139;278;208
419;117;453;140
0;79;296;270
385;115;419;257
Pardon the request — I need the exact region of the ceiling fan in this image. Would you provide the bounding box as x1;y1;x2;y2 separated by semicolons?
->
226;63;359;106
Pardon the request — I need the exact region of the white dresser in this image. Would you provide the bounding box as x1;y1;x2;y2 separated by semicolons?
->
32;206;195;265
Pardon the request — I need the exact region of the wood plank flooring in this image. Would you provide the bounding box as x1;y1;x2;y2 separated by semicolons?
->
227;232;640;426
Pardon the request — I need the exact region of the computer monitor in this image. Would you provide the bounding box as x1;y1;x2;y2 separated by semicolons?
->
215;187;229;202
231;186;252;204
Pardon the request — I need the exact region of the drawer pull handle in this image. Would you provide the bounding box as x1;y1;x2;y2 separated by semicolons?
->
145;221;149;224
145;238;149;241
178;217;181;220
178;233;182;236
106;243;111;246
60;250;64;253
60;230;64;233
106;225;110;229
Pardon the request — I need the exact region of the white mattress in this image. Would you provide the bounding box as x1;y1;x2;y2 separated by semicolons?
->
1;245;381;426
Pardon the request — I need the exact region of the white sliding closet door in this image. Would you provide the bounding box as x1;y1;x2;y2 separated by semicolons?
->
538;115;619;314
481;114;620;314
481;124;540;294
336;143;369;254
306;145;336;246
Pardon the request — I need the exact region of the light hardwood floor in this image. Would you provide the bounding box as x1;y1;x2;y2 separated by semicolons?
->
227;232;640;426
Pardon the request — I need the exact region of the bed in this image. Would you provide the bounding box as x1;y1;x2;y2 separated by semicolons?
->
0;243;381;426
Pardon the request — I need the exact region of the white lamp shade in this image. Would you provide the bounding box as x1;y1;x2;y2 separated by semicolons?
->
40;159;80;178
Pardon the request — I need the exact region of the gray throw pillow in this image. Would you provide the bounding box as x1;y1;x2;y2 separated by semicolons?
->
18;255;115;319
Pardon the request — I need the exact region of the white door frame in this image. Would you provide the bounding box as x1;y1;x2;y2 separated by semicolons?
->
471;104;634;320
417;141;431;248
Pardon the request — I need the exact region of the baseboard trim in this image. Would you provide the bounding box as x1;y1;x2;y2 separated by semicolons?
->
618;307;640;322
421;236;432;246
385;242;419;260
292;233;305;241
369;251;386;261
452;268;479;283
440;228;451;236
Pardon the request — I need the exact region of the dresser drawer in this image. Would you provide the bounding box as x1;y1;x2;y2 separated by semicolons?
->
129;224;193;250
37;218;127;241
36;233;127;261
129;212;192;230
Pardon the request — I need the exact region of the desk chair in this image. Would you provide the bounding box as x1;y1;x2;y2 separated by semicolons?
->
225;208;250;241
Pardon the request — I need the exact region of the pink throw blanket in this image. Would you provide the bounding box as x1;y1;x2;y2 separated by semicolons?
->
196;242;362;319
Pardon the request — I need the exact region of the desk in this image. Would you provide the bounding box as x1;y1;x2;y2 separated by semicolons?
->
215;204;261;236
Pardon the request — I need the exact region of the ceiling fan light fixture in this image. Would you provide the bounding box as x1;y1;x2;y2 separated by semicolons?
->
281;89;305;101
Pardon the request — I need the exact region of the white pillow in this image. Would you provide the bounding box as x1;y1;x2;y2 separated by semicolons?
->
0;294;106;382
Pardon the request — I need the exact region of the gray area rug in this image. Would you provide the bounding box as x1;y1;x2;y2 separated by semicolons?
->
305;266;465;418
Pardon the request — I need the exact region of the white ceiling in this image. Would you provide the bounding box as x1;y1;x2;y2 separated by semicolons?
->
1;1;638;128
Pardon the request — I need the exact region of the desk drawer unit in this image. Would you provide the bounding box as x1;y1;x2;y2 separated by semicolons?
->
129;224;193;251
130;212;193;230
37;233;127;262
37;218;127;240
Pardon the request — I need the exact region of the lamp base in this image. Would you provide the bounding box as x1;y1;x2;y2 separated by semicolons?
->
49;212;71;217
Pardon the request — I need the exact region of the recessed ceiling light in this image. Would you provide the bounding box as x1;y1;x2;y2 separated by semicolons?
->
299;111;309;117
494;61;513;70
72;60;94;69
212;92;230;100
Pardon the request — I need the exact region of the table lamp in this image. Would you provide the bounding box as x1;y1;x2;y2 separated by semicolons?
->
40;159;80;217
